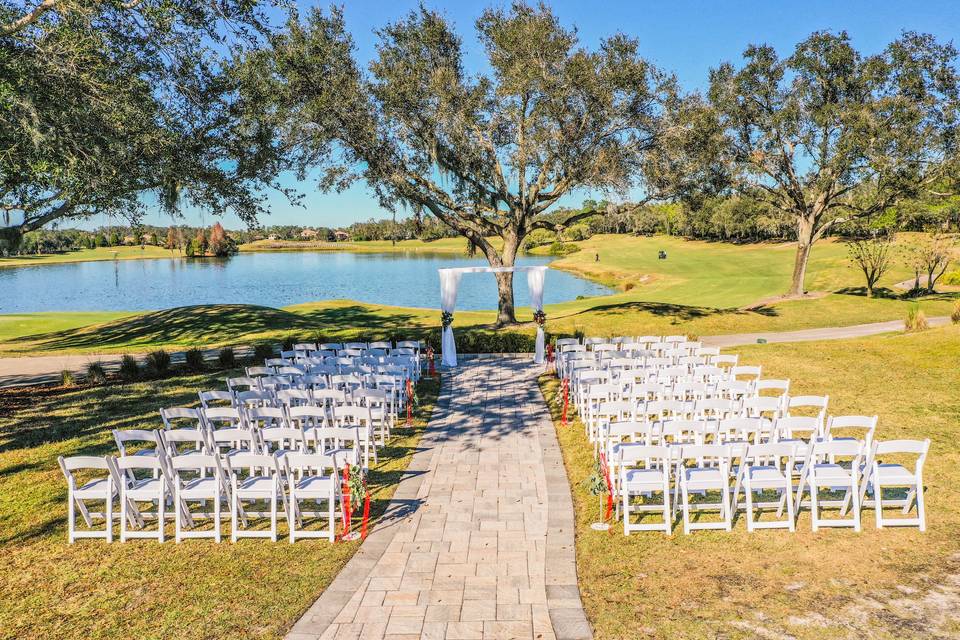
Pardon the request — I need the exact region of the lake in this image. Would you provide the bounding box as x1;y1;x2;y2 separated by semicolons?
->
0;251;611;313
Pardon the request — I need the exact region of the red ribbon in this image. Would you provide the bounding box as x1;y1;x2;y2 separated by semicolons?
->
599;452;614;521
561;379;569;426
546;343;555;363
338;465;352;540
406;379;413;426
427;347;436;377
361;488;371;539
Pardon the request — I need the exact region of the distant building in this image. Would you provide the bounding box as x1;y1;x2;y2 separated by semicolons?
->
300;228;319;240
333;230;350;241
122;235;136;245
267;234;278;241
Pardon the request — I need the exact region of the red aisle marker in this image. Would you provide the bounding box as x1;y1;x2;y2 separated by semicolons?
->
406;379;413;426
599;453;614;521
427;347;436;377
360;488;371;539
339;466;352;540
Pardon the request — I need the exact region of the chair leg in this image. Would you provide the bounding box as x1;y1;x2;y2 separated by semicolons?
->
721;482;731;531
745;483;754;532
175;489;183;543
786;481;796;532
662;487;671;535
328;492;335;542
875;485;884;529
68;493;76;544
622;493;630;536
214;494;221;543
158;490;165;543
810;483;819;532
270;493;278;542
916;482;926;532
231;491;238;543
852;481;861;532
120;490;128;543
902;488;917;515
681;484;690;535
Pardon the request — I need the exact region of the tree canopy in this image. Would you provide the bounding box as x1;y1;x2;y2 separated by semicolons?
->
704;30;959;295
248;1;698;323
0;0;292;252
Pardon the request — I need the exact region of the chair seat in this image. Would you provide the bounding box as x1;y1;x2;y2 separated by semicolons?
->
874;463;917;485
746;466;788;486
622;469;665;489
683;467;725;489
236;476;279;497
126;478;164;498
180;477;219;498
75;478;113;498
811;463;854;483
294;475;335;495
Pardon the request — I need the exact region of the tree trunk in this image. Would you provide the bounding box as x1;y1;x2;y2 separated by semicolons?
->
493;229;520;326
787;215;815;297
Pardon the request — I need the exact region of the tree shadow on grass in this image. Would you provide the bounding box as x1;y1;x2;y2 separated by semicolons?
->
576;300;779;322
10;304;316;352
293;305;422;339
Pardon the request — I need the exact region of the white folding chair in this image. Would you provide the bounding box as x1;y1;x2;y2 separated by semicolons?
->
170;453;229;542
732;442;797;532
199;389;233;409
674;444;733;534
58;456;122;543
619;444;672;535
283;452;343;543
334;405;376;468
227;453;285;542
115;454;172;542
865;439;930;531
795;439;863;531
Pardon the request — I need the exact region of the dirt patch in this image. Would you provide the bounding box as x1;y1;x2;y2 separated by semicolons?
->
741;291;830;310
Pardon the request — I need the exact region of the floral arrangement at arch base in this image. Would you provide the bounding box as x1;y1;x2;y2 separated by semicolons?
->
533;309;546;327
441;311;454;329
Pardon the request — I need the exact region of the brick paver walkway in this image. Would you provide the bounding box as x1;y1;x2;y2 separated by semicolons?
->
286;356;591;640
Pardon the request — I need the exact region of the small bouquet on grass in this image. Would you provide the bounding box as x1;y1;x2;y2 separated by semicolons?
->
581;460;611;531
441;311;454;329
533;309;546;327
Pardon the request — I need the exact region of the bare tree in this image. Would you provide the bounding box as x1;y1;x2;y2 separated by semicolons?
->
846;234;895;297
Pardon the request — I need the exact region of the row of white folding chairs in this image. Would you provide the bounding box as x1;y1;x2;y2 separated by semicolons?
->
578;378;786;413
156;404;386;459
267;353;420;375
59;449;346;544
226;371;409;404
570;362;762;393
616;436;929;535
291;340;421;354
557;335;690;350
239;361;415;384
582;393;825;446
572;367;768;409
199;386;401;421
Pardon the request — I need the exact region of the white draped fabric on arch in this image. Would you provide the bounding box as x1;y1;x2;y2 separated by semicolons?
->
438;265;547;368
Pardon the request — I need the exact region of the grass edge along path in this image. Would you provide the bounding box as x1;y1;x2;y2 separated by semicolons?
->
0;370;440;640
537;326;960;639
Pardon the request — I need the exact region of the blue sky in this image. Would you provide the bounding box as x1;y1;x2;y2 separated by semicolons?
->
116;0;959;232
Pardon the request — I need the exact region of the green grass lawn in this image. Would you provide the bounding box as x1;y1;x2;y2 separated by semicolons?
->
1;233;956;357
0;369;440;640
0;245;178;268
540;326;960;639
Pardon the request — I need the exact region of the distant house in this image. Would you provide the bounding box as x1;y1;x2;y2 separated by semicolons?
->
333;230;350;241
142;233;156;245
267;234;278;241
122;235;136;245
300;228;319;240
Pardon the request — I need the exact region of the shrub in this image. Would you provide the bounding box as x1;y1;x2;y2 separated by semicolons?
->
118;354;140;381
253;343;275;362
60;369;76;387
184;347;205;372
425;328;535;353
905;305;929;332
944;270;960;286
281;335;299;352
564;223;591;242
547;241;579;256
218;347;237;368
145;350;171;375
952;300;960;325
86;361;107;385
522;229;556;251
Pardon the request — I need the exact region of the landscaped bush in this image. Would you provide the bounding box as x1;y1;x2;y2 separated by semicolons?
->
281;335;299;351
952;300;960;325
118;354;140;381
253;343;275;362
905;305;929;332
85;361;107;385
426;328;536;353
60;369;76;387
564;223;591;242
522;229;556;251
184;347;205;372
547;241;579;256
145;350;171;375
942;269;960;286
218;347;237;368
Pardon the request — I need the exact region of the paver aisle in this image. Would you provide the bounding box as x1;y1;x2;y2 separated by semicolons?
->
286;357;591;640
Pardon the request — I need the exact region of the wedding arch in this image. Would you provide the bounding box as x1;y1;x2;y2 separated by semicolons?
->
438;266;547;368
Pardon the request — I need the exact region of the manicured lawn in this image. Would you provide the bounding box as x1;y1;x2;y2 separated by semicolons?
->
539;326;960;639
1;233;956;357
543;232;939;308
0;245;177;268
0;370;440;639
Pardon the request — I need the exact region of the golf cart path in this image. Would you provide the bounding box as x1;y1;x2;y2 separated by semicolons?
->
0;316;950;388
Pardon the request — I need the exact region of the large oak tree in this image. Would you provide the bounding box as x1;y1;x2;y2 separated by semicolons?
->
0;0;291;252
706;31;959;296
254;2;704;324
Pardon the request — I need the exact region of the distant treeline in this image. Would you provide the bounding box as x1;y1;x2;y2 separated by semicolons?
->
12;194;958;257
